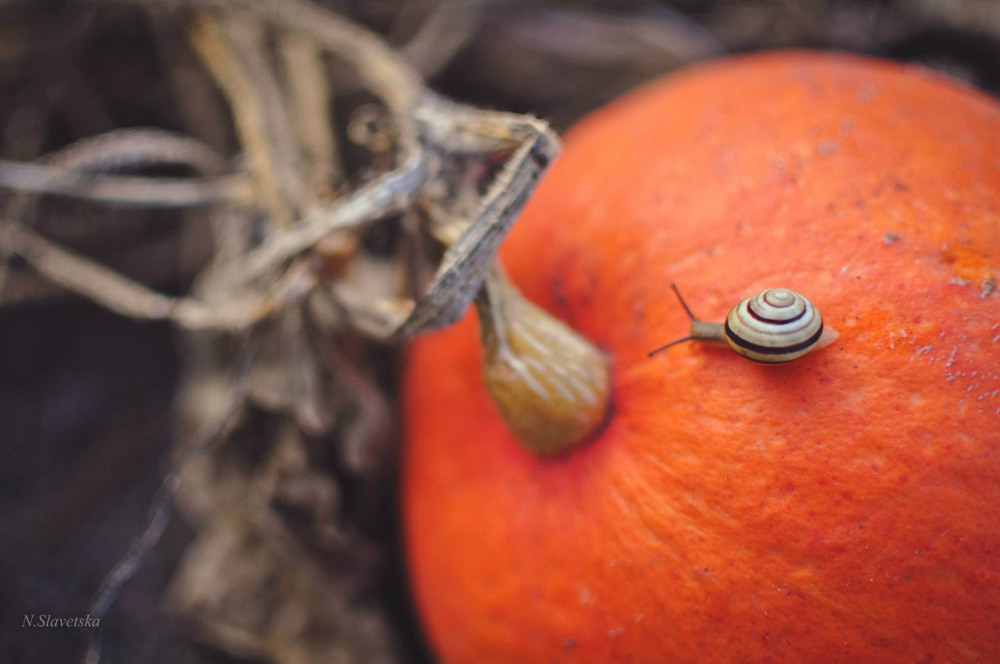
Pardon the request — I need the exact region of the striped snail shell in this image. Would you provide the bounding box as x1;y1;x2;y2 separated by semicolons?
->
724;288;824;363
647;284;837;364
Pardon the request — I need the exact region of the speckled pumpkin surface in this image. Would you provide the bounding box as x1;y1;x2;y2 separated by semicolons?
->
404;51;1000;664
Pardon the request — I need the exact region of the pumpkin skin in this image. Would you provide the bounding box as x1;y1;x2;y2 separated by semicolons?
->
403;52;1000;664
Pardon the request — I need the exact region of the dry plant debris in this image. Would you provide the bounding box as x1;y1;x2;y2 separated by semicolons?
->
0;1;563;662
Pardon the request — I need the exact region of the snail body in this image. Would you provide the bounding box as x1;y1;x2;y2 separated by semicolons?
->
648;285;837;364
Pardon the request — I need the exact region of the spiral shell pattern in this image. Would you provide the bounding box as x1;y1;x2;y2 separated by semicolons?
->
724;288;824;363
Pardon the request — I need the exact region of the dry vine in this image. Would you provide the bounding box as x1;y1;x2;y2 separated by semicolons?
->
0;1;558;662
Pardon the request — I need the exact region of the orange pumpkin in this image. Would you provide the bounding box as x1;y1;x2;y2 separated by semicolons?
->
403;52;1000;663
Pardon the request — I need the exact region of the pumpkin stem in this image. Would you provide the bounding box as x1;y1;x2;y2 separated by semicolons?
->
475;266;611;456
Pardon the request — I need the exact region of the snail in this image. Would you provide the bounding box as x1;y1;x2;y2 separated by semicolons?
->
647;284;839;364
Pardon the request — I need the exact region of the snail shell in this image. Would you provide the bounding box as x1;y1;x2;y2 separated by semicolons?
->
647;284;837;363
724;288;824;363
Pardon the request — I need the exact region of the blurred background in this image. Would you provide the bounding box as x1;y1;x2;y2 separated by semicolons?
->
1;1;998;662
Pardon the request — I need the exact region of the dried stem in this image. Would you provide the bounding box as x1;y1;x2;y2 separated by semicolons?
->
188;13;302;225
279;34;343;197
398;95;559;337
476;268;611;456
37;127;229;173
2;222;314;328
0;161;252;207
